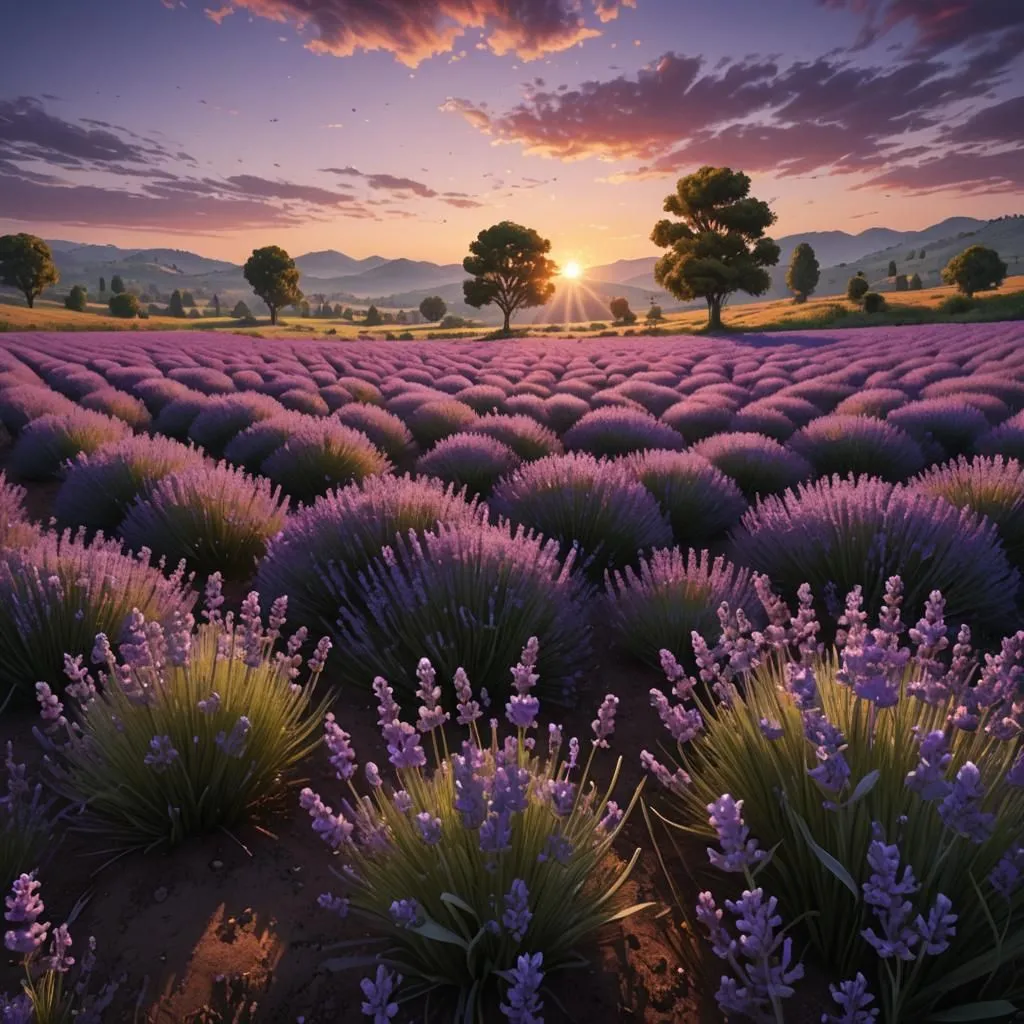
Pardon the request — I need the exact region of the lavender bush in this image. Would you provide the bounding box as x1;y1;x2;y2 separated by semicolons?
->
606;547;757;671
53;434;205;534
563;406;685;457
8;410;131;482
326;522;592;703
661;399;734;444
626;450;748;548
691;432;813;500
119;461;288;578
302;644;650;1019
473;413;563;461
888;398;991;458
0;473;40;549
0;745;59;892
220;411;312;471
0;386;76;435
646;580;1024;1019
406;399;479;449
491;452;673;580
788;414;926;482
415;433;521;498
335;403;416;463
38;583;331;848
0;530;194;698
78;386;152;429
731;475;1020;640
186;392;286;457
911;455;1024;572
260;418;391;503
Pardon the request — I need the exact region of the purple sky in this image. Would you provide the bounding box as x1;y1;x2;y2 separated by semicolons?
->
0;0;1021;267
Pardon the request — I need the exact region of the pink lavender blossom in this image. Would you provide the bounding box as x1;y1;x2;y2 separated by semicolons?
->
300;787;354;849
46;922;74;973
598;801;623;834
392;790;413;813
4;873;48;954
365;763;382;788
640;750;691;795
591;694;618;748
324;713;357;780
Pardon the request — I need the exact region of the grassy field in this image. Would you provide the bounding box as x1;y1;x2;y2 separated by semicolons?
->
2;274;1022;339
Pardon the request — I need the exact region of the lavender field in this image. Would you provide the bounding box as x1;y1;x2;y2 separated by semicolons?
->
1;323;1024;1023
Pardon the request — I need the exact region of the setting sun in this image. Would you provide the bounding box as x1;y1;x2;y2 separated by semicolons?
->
562;261;583;280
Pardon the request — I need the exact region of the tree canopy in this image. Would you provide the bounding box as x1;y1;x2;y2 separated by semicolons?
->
108;293;141;319
847;274;870;303
243;245;302;325
786;243;820;303
64;284;88;312
650;167;779;329
609;297;636;324
232;300;252;319
0;234;59;309
364;305;383;327
168;289;186;318
941;246;1007;298
463;221;557;333
110;275;125;294
419;295;447;322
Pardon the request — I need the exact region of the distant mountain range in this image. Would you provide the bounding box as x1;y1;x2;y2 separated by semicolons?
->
29;214;1023;324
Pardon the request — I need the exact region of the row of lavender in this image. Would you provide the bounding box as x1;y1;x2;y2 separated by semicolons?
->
0;325;1023;1020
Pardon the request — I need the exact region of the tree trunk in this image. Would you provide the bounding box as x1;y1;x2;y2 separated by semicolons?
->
25;292;34;309
706;296;722;330
503;309;511;333
269;304;277;325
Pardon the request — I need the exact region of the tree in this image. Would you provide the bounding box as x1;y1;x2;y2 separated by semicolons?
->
894;274;909;292
906;251;916;260
243;245;302;325
232;300;252;318
341;307;354;321
786;242;820;303
645;304;663;324
213;294;221;316
110;275;125;294
650;167;779;330
396;310;408;324
463;221;557;333
909;273;922;290
419;295;447;322
64;285;88;312
364;305;383;327
863;292;886;314
609;296;636;324
887;260;898;277
0;234;60;309
847;273;870;303
181;290;195;307
919;249;926;259
941;246;1007;298
108;293;141;318
168;289;186;318
99;276;106;294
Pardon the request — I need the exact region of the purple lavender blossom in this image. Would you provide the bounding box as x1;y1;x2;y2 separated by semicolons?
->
989;844;1024;901
707;795;765;873
546;779;576;817
197;691;221;715
598;801;623;834
46;922;74;973
300;787;354;849
386;722;427;771
591;693;619;748
904;730;952;801
415;812;442;845
825;973;879;1023
324;712;357;780
4;873;48;955
491;766;530;816
506;694;540;731
415;658;449;733
453;752;487;828
215;716;251;758
539;833;574;864
360;965;401;1023
803;710;851;795
454;667;482;725
937;762;995;843
500;951;544;1024
317;892;350;917
861;840;920;961
758;718;784;741
650;689;703;743
479;810;513;855
502;879;533;942
782;663;818;709
389;898;423;929
640;750;691;795
365;762;382;788
392;790;413;814
915;893;957;955
144;735;180;772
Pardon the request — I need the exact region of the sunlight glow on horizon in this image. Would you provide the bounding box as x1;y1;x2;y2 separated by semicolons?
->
561;261;583;280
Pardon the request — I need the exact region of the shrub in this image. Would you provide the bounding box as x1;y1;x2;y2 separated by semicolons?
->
626;450;747;547
0;531;194;699
153;393;209;440
541;393;589;434
472;413;563;461
187;392;285;457
220;411;311;471
78;387;151;429
335;376;383;406
415;433;520;498
847;275;869;302
729;406;796;442
167;367;236;395
691;432;813;500
131;377;195;415
455;384;506;414
38;585;330;848
924;375;1024;412
730;475;1020;638
108;293;141;318
256;475;488;634
789;414;925;481
491;453;672;580
750;395;821;428
834;388;908;419
278;388;329;416
53;434;204;534
911;455;1024;572
863;291;885;313
406;399;478;449
0;386;75;435
610;381;682;417
0;473;40;549
64;285;88;312
260;419;390;504
8;410;132;482
646;582;1024;1018
326;523;592;703
302;648;647;1019
606;547;756;670
661;400;734;444
888;398;991;457
334;403;416;463
120;462;288;579
975;421;1024;462
563;406;685;457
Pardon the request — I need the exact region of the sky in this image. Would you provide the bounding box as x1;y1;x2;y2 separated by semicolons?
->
0;0;1022;268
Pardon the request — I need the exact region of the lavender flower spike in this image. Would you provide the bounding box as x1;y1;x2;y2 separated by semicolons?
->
824;973;879;1023
591;693;618;748
144;735;179;772
937;762;995;843
500;951;544;1024
502;878;533;942
360;964;401;1023
707;794;765;873
4;873;48;954
324;712;357;780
